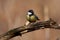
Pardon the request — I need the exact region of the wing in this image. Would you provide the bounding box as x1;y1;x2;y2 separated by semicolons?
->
34;15;40;20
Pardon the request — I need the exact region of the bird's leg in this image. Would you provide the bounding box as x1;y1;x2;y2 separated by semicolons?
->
25;21;30;26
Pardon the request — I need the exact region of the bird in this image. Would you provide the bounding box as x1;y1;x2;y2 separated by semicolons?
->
26;9;40;23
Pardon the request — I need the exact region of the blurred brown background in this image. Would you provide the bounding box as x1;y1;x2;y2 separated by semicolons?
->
0;0;60;40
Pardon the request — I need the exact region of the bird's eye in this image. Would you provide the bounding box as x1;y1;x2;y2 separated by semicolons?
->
28;12;32;15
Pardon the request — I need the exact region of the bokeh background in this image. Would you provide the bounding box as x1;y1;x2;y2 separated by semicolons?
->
0;0;60;40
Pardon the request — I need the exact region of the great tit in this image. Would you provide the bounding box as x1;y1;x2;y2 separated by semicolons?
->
26;10;40;23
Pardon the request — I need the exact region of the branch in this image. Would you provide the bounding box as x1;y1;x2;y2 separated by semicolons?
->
0;18;60;40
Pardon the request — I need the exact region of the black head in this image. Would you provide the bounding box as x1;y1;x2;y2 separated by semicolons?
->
27;10;34;16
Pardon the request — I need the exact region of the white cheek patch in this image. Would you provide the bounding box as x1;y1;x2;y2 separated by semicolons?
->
28;12;32;15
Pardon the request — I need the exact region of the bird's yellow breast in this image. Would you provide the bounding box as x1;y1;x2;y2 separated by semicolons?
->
26;15;36;22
